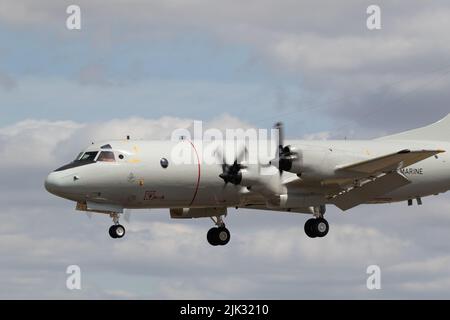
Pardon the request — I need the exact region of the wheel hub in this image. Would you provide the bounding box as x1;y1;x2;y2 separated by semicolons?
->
317;222;327;233
218;230;228;241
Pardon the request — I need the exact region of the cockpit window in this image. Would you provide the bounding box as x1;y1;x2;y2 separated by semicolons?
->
55;151;98;172
101;144;112;149
75;152;84;161
79;151;99;162
97;151;115;162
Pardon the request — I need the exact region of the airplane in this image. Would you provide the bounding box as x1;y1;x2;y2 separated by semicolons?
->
45;114;450;246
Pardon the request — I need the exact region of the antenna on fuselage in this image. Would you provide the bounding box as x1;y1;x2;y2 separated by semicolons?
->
127;135;130;140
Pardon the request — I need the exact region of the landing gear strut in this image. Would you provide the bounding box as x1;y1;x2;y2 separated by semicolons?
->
207;215;230;246
304;205;329;238
109;213;126;239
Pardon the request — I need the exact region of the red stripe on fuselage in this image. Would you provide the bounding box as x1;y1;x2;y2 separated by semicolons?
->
188;140;201;207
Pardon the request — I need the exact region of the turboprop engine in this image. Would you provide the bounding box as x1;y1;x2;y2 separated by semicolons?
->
270;122;335;180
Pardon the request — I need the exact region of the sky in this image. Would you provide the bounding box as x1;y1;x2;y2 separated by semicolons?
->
1;0;450;299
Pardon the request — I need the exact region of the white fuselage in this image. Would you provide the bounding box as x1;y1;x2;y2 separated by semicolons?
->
44;138;450;213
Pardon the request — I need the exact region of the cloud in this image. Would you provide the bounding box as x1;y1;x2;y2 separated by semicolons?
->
3;1;450;137
0;120;83;168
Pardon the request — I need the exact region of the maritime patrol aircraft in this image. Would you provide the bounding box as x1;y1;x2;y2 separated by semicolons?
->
45;115;450;246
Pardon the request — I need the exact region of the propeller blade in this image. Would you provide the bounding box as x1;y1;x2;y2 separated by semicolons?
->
235;146;248;164
274;122;284;157
274;122;285;175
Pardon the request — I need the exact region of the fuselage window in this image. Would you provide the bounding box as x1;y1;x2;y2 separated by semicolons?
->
160;158;169;168
97;151;116;162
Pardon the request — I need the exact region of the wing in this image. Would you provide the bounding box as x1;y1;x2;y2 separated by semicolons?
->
336;149;444;174
329;149;444;210
329;172;411;210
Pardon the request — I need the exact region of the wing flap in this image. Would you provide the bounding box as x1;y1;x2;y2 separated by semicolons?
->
336;149;444;174
330;172;411;211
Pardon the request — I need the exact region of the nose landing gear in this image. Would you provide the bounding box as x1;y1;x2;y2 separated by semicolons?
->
109;213;126;239
207;215;230;246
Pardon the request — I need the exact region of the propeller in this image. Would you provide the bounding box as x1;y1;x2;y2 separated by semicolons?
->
272;122;298;174
216;146;247;186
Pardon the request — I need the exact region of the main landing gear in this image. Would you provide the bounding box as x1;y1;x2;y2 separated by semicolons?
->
304;218;329;238
304;205;329;238
109;213;126;239
207;215;230;246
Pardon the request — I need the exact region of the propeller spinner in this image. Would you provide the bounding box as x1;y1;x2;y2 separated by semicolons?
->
216;147;247;186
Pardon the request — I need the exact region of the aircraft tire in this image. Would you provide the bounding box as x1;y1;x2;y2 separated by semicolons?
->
304;218;317;238
207;227;231;246
207;228;220;246
109;225;118;239
109;225;126;239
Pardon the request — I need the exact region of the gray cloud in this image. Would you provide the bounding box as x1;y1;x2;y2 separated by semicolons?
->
4;0;449;135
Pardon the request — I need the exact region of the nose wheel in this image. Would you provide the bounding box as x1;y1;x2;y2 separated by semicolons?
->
207;215;230;246
109;213;126;239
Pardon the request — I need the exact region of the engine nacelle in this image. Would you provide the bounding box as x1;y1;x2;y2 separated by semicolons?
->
280;145;338;180
281;146;303;173
170;207;227;219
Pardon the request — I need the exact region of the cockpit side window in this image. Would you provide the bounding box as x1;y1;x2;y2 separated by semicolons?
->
97;151;116;162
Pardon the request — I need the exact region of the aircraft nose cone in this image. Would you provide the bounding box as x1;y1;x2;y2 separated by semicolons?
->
45;172;56;193
45;172;62;195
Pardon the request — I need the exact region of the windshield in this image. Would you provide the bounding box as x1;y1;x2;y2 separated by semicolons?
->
78;151;98;162
75;152;84;161
55;151;99;172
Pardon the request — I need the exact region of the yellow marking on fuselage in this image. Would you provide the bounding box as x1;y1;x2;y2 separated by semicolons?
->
128;158;141;164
